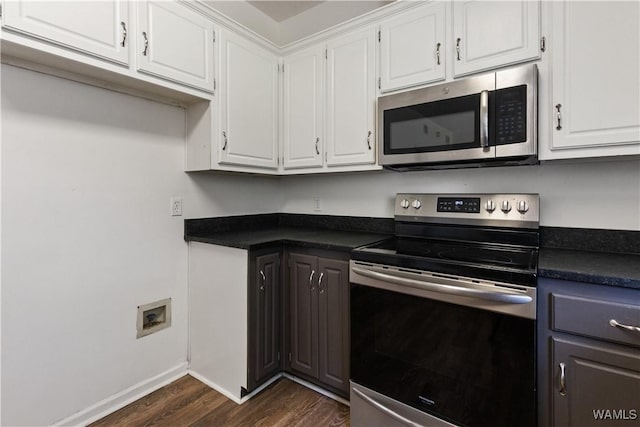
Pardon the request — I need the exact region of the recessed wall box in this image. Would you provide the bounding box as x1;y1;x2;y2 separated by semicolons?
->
137;298;171;338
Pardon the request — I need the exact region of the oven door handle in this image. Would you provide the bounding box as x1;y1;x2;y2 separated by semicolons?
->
352;267;532;304
352;387;423;427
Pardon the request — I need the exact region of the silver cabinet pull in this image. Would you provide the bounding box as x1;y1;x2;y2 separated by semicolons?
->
610;319;640;333
318;272;324;293
142;31;149;56
222;131;228;151
315;137;320;155
480;90;489;150
259;270;266;291
559;362;567;396
367;131;372;150
120;22;127;47
352;387;422;427
436;42;441;65
309;270;315;287
555;104;562;130
456;37;461;61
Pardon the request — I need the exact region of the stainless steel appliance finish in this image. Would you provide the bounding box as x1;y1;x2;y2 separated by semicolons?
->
350;193;540;427
378;64;538;170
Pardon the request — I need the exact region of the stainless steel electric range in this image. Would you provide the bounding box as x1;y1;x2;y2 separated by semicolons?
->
349;193;539;427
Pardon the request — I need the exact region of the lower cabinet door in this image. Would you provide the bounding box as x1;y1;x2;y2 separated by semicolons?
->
318;258;350;394
248;251;281;391
289;253;319;379
551;337;640;426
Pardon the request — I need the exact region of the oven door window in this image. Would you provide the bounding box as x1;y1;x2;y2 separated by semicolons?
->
383;94;481;154
351;284;536;427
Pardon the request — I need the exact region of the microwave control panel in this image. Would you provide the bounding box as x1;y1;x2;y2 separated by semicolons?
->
494;85;527;145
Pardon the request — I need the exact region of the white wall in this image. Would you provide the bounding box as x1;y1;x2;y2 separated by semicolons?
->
279;159;640;230
0;65;282;426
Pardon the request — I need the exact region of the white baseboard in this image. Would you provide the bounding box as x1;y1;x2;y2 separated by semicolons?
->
54;362;189;427
283;373;350;407
186;370;282;405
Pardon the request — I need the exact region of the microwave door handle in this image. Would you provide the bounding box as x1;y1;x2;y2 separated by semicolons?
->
480;90;490;151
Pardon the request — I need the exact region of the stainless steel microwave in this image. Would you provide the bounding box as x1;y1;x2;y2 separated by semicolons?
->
378;64;538;170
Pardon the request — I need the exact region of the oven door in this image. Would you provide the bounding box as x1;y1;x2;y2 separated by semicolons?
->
350;263;536;427
377;73;495;166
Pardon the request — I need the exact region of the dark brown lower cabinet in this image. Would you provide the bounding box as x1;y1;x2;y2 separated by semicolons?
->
538;279;640;427
288;250;350;397
247;248;281;393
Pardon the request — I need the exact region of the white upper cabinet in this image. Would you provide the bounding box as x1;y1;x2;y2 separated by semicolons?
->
378;2;446;93
218;30;279;169
2;0;130;65
136;1;215;92
453;0;540;77
283;46;324;170
541;1;640;159
326;28;377;167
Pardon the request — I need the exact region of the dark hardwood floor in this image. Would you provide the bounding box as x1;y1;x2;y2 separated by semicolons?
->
90;375;350;426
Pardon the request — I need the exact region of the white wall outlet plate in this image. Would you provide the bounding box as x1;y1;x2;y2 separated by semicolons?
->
313;196;322;212
170;197;182;216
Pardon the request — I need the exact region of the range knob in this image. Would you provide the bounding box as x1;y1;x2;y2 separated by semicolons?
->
400;199;410;209
411;199;422;209
485;200;496;212
517;200;529;214
501;200;512;213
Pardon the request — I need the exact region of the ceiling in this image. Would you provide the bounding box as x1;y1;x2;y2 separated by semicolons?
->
205;1;393;46
247;1;324;22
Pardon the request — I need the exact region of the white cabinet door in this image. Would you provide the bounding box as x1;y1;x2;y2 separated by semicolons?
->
137;1;215;92
218;30;279;169
326;28;376;167
453;0;539;77
544;1;640;158
2;0;129;65
379;2;446;93
283;45;324;170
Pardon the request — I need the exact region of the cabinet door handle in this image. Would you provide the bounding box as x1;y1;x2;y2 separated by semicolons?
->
436;42;441;65
555;104;562;130
318;272;324;293
142;31;149;56
456;38;461;61
315;137;320;155
610;319;640;333
222;131;228;151
120;22;127;47
259;270;266;291
309;270;315;288
559;362;567;396
367;131;372;150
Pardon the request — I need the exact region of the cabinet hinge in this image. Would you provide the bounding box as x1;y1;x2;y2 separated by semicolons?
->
213;30;216;43
325;49;328;60
288;352;292;362
540;36;546;52
378;30;381;43
213;78;216;91
325;152;327;162
378;77;381;90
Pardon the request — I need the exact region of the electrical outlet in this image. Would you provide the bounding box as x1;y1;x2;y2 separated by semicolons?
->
170;197;182;216
313;197;322;212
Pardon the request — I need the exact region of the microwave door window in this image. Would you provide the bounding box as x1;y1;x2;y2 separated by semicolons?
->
389;112;475;152
384;94;481;154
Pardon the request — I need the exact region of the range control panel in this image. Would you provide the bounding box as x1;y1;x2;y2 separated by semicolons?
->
395;193;539;228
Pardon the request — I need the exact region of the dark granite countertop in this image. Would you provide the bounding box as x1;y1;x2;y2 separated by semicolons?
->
539;248;640;290
185;215;640;290
184;214;393;252
538;227;640;290
187;226;390;251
